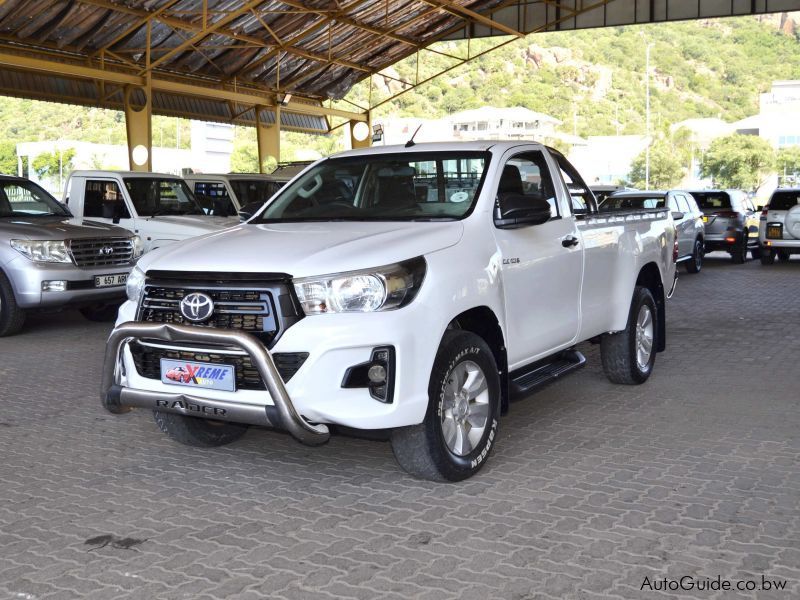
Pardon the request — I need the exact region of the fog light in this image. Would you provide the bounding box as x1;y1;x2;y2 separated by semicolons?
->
342;346;395;403
368;364;387;383
42;280;68;291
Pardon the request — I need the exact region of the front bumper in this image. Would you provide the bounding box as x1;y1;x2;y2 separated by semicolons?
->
101;321;331;446
5;257;130;308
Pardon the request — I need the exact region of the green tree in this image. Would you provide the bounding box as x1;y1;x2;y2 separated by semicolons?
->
777;146;800;179
700;134;775;190
629;139;685;189
0;141;17;175
31;148;75;179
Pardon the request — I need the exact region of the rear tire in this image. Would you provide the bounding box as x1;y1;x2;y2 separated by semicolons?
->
760;250;776;265
0;272;25;337
153;411;249;447
79;303;122;322
685;239;703;274
751;245;761;259
731;232;747;264
391;330;500;482
778;251;791;262
601;286;657;385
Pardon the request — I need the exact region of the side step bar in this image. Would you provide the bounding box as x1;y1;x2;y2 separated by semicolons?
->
509;349;587;401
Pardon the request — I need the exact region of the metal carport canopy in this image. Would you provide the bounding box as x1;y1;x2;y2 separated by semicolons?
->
0;0;798;170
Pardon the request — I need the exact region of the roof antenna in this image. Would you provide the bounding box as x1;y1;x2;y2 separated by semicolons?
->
405;124;422;148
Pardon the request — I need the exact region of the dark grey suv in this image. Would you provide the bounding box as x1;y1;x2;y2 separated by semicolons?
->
687;190;760;263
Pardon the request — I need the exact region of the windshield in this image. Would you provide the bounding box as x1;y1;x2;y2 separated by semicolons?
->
253;151;490;223
123;178;204;217
229;180;284;206
600;194;666;211
0;179;70;218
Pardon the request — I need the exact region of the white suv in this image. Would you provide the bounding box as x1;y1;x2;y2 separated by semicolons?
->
759;188;800;264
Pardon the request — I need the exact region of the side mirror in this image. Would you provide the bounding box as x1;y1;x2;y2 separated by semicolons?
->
671;211;684;221
239;201;264;222
494;194;552;229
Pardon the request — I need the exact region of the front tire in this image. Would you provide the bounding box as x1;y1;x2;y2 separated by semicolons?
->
601;286;657;385
153;411;249;447
391;330;500;482
0;272;25;337
685;239;703;274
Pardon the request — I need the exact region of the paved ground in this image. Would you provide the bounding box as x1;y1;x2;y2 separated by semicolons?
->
1;254;798;600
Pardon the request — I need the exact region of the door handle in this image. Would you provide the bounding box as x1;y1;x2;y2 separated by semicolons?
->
562;235;580;248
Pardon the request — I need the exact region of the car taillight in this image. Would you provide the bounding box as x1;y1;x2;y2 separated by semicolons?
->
761;208;769;218
673;236;679;262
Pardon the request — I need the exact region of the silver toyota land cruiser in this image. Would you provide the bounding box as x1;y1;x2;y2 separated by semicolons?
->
0;175;143;335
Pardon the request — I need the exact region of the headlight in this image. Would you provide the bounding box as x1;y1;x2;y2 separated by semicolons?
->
293;257;426;315
131;235;144;260
126;266;146;303
10;239;72;263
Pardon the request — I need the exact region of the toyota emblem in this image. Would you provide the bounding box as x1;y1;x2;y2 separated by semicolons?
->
180;292;215;322
98;246;114;256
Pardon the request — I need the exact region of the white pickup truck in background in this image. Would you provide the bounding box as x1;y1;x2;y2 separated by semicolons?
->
101;142;678;481
64;171;238;253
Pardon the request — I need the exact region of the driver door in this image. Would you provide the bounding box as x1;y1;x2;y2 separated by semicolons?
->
493;149;584;368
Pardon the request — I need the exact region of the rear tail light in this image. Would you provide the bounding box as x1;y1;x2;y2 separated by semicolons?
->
673;236;679;262
761;208;769;218
725;236;737;243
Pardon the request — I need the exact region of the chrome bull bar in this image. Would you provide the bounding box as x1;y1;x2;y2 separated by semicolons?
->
100;321;330;446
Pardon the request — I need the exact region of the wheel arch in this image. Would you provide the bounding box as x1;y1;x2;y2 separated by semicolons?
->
635;262;666;353
448;306;509;414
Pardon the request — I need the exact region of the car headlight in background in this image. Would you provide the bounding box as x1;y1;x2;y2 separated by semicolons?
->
293;257;426;315
10;239;72;263
131;235;144;260
126;266;146;302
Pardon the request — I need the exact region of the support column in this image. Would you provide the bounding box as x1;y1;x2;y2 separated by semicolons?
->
349;112;372;150
256;105;280;173
124;78;153;172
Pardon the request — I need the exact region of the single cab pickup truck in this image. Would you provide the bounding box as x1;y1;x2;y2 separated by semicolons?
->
64;171;238;253
101;142;678;481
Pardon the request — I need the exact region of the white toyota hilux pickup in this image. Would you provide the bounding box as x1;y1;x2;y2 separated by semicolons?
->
101;142;678;481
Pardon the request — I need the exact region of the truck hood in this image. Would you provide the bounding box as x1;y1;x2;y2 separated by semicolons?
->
138;221;465;278
141;215;239;238
0;216;133;240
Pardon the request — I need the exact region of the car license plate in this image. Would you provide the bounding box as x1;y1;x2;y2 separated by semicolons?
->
767;225;783;239
160;359;236;392
94;273;128;288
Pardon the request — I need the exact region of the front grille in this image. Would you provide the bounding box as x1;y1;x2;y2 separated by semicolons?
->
69;237;134;267
139;284;279;344
130;341;308;390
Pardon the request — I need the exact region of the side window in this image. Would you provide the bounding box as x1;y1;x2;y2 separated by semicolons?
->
498;153;559;219
676;195;691;213
193;181;234;216
667;196;678;211
84;180;130;219
548;149;595;215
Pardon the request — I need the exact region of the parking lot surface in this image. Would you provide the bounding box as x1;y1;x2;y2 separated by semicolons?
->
1;255;798;600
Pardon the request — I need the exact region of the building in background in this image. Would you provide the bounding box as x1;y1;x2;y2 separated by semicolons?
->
568;135;648;185
449;106;561;141
733;80;800;148
190;121;234;173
